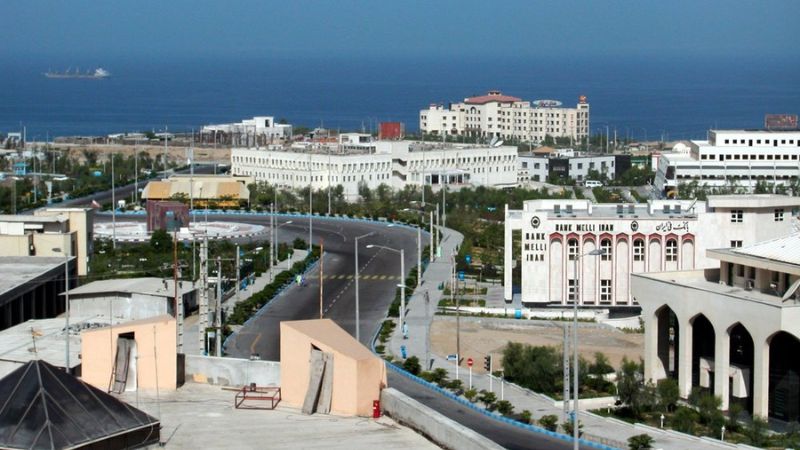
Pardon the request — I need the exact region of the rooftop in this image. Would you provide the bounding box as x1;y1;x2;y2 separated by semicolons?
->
65;277;197;299
731;233;800;266
118;382;438;449
0;214;66;223
464;91;522;105
0;256;70;299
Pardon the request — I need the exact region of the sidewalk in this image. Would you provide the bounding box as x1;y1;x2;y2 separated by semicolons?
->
182;249;308;356
387;228;732;450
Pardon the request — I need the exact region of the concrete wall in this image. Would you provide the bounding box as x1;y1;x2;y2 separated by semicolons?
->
70;293;167;321
380;387;505;450
81;315;177;391
185;355;280;387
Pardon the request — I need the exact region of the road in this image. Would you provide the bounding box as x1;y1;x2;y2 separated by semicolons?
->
223;215;419;359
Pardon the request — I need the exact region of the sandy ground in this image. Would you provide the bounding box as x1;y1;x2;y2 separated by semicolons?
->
28;142;230;164
430;317;643;373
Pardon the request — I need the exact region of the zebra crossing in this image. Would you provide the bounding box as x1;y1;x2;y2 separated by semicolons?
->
307;273;400;281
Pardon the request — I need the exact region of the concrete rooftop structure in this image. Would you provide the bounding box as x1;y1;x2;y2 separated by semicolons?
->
0;257;66;298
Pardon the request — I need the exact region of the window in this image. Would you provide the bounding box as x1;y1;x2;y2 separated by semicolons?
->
775;209;785;222
633;239;645;261
601;239;612;261
730;210;743;223
568;279;579;303
737;264;744;277
665;239;678;262
568;238;578;261
600;280;612;303
730;240;743;248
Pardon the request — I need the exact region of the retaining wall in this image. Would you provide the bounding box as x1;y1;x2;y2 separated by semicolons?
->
380;387;505;450
185;354;280;387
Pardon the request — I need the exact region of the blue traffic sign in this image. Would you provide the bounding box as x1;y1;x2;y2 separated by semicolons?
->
465;254;472;264
458;271;465;281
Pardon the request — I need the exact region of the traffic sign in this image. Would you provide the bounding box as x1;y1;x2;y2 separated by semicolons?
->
467;357;473;367
458;271;465;281
465;254;471;264
446;354;458;361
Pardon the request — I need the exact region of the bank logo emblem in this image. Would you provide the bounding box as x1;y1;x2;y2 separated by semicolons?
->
631;220;639;232
531;216;541;228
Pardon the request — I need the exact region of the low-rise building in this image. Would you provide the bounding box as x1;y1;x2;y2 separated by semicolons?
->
0;207;93;276
655;129;800;197
201;116;292;146
504;195;800;307
0;256;75;331
633;233;800;421
65;278;197;322
232;140;518;201
518;150;627;184
142;174;253;208
420;91;590;143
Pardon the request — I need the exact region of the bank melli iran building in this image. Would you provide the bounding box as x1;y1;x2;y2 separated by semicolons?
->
504;195;800;306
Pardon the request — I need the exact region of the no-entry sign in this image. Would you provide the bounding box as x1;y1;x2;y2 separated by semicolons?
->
467;357;473;367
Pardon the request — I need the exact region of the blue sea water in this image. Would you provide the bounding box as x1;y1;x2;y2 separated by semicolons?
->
1;54;798;140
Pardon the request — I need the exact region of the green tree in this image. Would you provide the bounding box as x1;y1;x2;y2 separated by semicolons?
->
656;378;679;412
479;390;497;409
617;357;655;419
562;419;583;437
627;433;654;450
402;356;421;375
519;409;532;424
496;400;515;416
150;228;172;250
538;414;558;432
464;388;478;403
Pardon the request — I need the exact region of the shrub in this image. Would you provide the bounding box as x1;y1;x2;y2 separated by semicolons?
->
496;400;514;416
742;415;770;447
562;419;583;437
538;414;558;432
479;390;497;409
671;406;698;434
519;409;532;424
464;389;478;403
627;433;654;450
402;356;421;375
656;378;679;412
446;379;463;392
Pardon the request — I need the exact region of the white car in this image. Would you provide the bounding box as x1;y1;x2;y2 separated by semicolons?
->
584;180;603;188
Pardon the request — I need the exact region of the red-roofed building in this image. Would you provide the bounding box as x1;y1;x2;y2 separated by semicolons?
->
420;90;590;144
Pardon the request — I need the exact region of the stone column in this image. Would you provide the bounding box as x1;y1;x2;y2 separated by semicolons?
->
643;308;660;382
678;318;694;398
752;337;770;419
714;329;731;410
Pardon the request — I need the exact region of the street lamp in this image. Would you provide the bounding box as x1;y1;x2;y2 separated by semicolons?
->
274;220;293;272
354;232;376;342
367;244;406;328
402;208;425;288
572;247;605;449
51;247;70;373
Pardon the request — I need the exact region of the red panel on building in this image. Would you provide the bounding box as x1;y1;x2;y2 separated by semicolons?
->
379;122;404;140
146;200;190;232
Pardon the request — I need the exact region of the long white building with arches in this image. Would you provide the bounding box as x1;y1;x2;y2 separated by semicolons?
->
504;195;800;306
633;234;800;421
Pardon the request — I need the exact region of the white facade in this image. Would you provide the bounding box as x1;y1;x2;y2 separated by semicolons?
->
202;116;292;140
420;91;589;143
633;234;800;420
504;195;800;306
655;129;800;196
66;278;197;322
231;141;518;201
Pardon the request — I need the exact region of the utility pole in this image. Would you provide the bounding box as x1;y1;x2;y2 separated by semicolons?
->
563;324;571;423
111;151;116;249
134;139;139;204
319;240;324;319
173;230;183;353
235;244;240;307
215;256;222;357
269;203;274;282
429;210;434;262
453;251;460;373
417;225;422;288
308;154;313;251
198;235;209;353
163;125;168;179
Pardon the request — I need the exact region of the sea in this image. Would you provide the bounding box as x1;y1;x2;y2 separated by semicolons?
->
1;54;798;141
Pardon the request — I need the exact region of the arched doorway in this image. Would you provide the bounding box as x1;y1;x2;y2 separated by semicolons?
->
769;331;800;422
729;323;754;415
691;314;715;394
656;305;679;380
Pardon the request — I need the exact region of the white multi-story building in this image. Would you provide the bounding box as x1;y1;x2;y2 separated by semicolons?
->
655;129;800;197
201;116;292;144
504;195;800;307
231;140;518;201
420;91;589;143
633;233;800;421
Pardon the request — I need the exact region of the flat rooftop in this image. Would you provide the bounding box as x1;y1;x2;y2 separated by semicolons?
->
0;214;66;223
118;383;438;449
66;277;197;298
0;256;70;299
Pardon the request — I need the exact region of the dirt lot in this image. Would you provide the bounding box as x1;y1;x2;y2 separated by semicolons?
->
430;317;643;373
32;142;230;164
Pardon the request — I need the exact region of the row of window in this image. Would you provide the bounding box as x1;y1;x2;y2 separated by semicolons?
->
566;279;613;303
722;138;799;146
700;153;799;161
565;238;679;262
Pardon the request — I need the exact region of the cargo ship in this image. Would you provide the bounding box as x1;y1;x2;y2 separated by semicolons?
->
44;68;111;79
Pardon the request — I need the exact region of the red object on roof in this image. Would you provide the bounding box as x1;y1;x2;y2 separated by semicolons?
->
464;91;522;105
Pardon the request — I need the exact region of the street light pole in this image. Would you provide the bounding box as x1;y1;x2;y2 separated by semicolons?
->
354;232;375;342
367;244;406;328
52;248;70;372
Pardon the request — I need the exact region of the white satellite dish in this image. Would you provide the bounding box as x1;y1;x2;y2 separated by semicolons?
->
489;136;499;147
493;139;504;148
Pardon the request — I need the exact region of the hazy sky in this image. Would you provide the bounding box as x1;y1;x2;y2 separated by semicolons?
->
4;0;799;61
